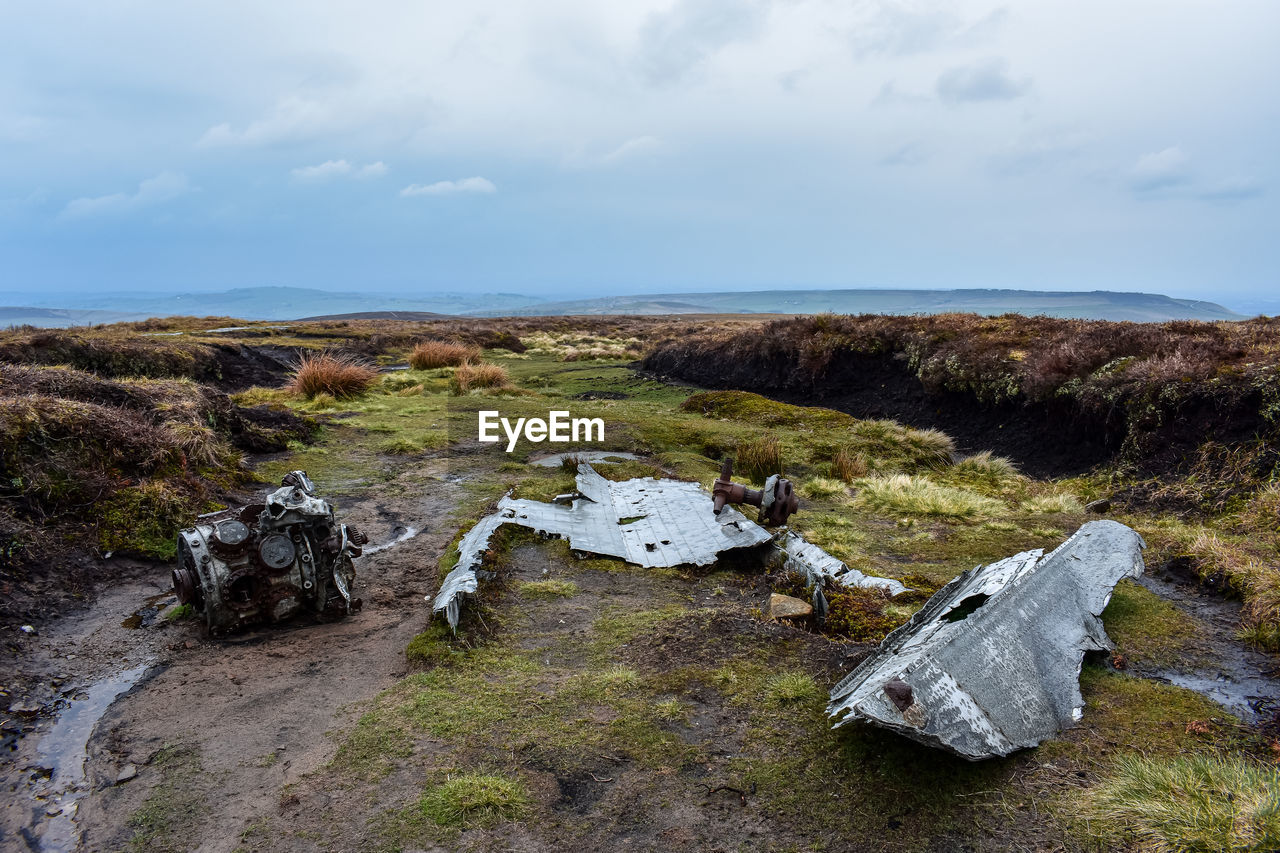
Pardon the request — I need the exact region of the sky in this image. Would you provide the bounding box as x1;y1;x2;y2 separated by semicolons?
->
1;0;1277;308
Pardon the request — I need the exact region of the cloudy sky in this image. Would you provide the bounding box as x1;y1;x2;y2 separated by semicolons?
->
1;0;1276;306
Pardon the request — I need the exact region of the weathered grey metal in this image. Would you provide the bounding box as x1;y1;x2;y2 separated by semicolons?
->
827;520;1145;760
778;531;907;598
432;463;772;630
173;471;367;633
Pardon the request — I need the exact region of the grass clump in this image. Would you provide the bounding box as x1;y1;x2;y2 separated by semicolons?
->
1079;754;1280;852
409;340;480;369
518;579;579;599
824;587;900;642
855;474;1004;519
1021;492;1083;514
833;447;868;481
801;477;849;500
952;450;1019;484
287;351;377;400
762;671;821;706
417;772;529;828
736;435;782;483
450;362;512;394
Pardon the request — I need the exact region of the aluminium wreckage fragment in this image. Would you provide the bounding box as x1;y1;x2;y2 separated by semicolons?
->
826;520;1146;760
432;463;773;629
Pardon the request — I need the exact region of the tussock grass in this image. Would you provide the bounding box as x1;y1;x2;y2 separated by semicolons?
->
736;435;782;483
288;351;377;400
1021;492;1084;514
855;474;1004;519
417;772;529;828
1080;754;1280;852
409;340;480;369
449;362;511;394
833;447;868;481
953;450;1019;484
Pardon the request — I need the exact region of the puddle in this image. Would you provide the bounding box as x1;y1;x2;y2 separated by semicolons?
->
32;663;152;852
529;451;642;468
362;525;420;556
121;592;179;630
1152;668;1279;720
1135;574;1280;721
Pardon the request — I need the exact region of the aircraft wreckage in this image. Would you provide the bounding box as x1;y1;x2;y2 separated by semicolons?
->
431;462;1146;759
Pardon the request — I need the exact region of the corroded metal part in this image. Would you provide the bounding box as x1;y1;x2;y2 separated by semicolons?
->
827;520;1145;760
711;459;799;526
174;470;365;633
432;463;773;630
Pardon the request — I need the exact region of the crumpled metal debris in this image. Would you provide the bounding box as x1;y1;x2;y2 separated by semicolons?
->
778;531;907;619
433;463;773;629
173;471;367;633
827;520;1145;759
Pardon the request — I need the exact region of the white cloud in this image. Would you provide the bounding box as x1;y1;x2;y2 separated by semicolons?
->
198;96;336;148
290;160;388;182
601;136;661;163
61;171;191;219
1130;146;1191;192
291;159;352;181
399;177;497;197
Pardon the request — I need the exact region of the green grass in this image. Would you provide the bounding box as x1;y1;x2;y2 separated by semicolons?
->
127;745;205;852
416;772;529;828
1101;579;1200;667
762;671;821;706
1080;754;1280;852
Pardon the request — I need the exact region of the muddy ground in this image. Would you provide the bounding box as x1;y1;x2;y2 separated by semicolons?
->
3;356;1279;852
2;457;461;852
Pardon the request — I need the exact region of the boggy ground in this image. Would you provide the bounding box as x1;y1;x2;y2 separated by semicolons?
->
1;318;1278;852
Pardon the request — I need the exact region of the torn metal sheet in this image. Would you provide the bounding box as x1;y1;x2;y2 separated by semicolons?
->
432;463;772;629
827;520;1145;760
779;531;907;597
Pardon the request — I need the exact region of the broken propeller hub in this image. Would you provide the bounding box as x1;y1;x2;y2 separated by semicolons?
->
711;459;798;526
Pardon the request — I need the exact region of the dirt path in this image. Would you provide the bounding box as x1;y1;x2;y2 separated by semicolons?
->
2;461;464;853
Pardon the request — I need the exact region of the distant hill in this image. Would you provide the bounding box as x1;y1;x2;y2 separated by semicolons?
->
1;286;1247;326
474;289;1246;322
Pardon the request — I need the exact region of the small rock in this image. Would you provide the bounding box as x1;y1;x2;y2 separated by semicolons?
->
19;625;35;635
8;700;41;716
116;764;138;784
769;593;813;619
1085;498;1112;514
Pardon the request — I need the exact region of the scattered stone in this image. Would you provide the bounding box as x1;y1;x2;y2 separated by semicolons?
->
8;699;41;716
19;625;35;635
116;764;138;784
769;593;813;619
1085;498;1112;514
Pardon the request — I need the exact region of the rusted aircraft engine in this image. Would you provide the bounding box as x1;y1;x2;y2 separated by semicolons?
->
712;459;799;526
172;471;368;633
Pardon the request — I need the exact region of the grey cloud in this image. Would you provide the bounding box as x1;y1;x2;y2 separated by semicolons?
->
634;0;769;87
936;57;1029;103
988;128;1090;176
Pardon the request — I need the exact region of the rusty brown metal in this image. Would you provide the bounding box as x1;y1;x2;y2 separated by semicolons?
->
711;459;799;526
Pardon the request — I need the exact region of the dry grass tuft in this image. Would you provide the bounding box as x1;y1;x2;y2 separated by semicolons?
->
449;362;511;394
408;340;480;370
288;352;378;400
736;435;782;483
833;447;869;482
